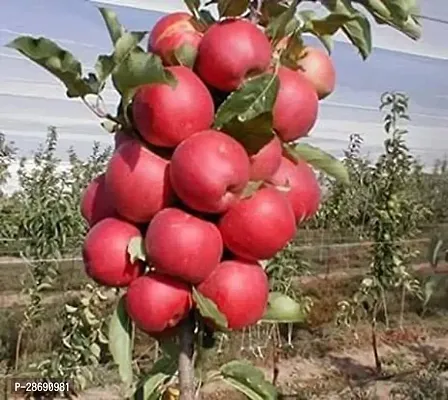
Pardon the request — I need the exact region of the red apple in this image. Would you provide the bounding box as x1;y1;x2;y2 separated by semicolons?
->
197;260;269;330
82;217;144;287
249;136;282;181
126;273;192;333
273;40;335;99
132;66;214;148
105;140;174;223
148;12;202;66
265;157;321;223
218;187;296;261
145;208;223;284
80;174;117;227
273;66;319;142
296;47;336;100
169;130;250;213
195;19;272;91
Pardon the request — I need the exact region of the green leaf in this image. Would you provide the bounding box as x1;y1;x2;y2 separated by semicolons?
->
261;292;306;323
132;372;170;400
260;0;289;25
98;7;126;44
127;236;146;263
302;11;357;36
323;0;372;59
90;342;101;359
361;0;421;40
6;36;99;98
112;47;176;102
144;338;179;377
384;0;409;21
150;351;178;376
284;143;350;185
173;43;198;68
159;338;181;361
65;304;78;313
363;0;410;23
428;236;445;268
222;113;275;155
193;287;228;330
36;282;53;291
220;360;278;400
214;73;279;154
217;0;250;17
299;11;355;54
265;0;300;43
278;32;306;69
316;34;334;55
95;31;147;83
214;73;279;127
108;295;134;386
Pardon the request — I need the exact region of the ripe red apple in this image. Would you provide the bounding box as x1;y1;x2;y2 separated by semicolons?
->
197;259;269;330
249;136;282;181
296;47;336;100
82;217;144;287
148;12;202;66
132;66;214;148
265;157;321;223
273;39;335;99
80;174;117;227
126;273;192;333
145;208;223;284
105;140;174;223
218;187;296;261
273;66;319;142
169;130;250;213
195;19;272;91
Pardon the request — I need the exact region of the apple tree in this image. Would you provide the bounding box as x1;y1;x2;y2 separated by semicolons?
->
7;0;422;398
337;91;430;374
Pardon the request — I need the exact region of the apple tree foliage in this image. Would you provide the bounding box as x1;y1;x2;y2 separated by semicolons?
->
0;126;113;391
5;0;423;398
336;92;430;374
0;133;18;238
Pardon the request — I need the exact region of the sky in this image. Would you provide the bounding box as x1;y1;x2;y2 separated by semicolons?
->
1;0;448;192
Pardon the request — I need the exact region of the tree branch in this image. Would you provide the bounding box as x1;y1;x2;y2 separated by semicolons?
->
179;315;196;400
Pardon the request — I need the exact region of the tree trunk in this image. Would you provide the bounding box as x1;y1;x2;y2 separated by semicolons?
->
179;316;195;400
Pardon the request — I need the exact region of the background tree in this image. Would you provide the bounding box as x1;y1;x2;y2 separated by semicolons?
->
338;91;430;374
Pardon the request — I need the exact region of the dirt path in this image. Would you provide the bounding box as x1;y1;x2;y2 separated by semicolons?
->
72;334;448;400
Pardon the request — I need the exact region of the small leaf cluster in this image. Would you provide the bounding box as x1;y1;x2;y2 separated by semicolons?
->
33;284;111;395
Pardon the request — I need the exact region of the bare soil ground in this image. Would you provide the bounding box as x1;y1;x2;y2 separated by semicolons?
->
70;333;448;400
2;253;448;399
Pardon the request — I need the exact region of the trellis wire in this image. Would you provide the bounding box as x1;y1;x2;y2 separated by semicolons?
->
0;237;431;266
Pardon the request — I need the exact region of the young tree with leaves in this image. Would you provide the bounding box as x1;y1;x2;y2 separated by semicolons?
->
338;92;430;374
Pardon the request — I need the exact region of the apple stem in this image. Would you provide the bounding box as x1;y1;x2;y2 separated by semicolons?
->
81;96;121;125
178;315;196;400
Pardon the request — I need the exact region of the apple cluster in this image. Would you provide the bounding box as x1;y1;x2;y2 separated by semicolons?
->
80;11;334;336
